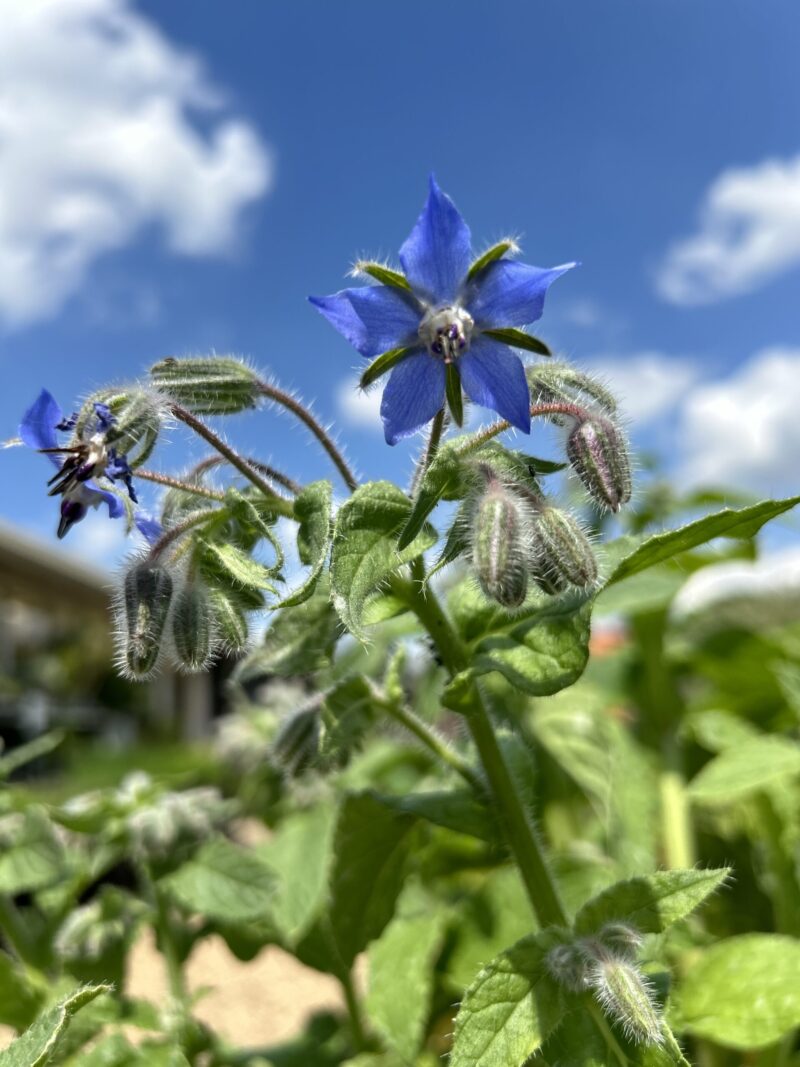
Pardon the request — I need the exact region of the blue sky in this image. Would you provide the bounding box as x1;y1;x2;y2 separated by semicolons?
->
2;0;800;560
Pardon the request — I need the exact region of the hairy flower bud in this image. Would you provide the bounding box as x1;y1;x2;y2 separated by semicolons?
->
150;356;261;415
598;922;646;960
272;706;321;777
209;589;249;653
119;563;174;679
568;416;632;512
529;504;598;591
526;363;619;419
585;947;663;1046
76;388;164;465
472;483;528;607
171;581;215;672
546;943;591;992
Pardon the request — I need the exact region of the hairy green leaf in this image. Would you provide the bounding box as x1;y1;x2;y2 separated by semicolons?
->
277;480;332;607
0;984;111;1067
235;585;340;680
160;836;274;923
574;868;730;936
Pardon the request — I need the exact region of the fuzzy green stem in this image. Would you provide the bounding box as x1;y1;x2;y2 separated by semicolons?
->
147;508;221;562
340;968;368;1052
375;694;483;792
256;379;358;492
396;559;567;929
410;408;446;497
135;468;226;502
458;401;591;455
170;404;294;516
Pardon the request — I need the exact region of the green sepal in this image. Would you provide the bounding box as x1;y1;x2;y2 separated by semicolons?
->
355;261;412;291
446;364;464;426
466;239;518;280
360;347;416;390
483;327;552;356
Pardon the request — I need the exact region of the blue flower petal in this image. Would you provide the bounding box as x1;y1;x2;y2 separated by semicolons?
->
458;336;531;433
88;483;125;519
467;260;577;328
135;513;163;544
380;351;446;445
20;389;63;464
399;176;473;304
309;286;421;358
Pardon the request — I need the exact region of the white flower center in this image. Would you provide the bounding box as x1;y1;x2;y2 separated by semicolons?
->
418;305;474;363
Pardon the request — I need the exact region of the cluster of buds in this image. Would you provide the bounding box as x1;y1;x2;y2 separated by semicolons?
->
468;467;598;608
547;922;663;1046
117;772;233;858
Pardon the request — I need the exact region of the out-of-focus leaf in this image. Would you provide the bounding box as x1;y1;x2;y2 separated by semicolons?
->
234;585;340;681
0;984;111;1067
0;808;67;894
688;736;800;804
160;836;274;922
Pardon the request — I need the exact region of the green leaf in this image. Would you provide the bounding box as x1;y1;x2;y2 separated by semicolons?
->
320;676;379;764
483;327;552;356
160;836;274;922
605;497;800;587
277;480;332;607
373;789;496;842
467;240;518;280
355;262;412;291
688;735;800;803
470;595;592;696
450;931;565;1067
258;804;336;943
329;791;417;966
669;934;800;1049
359;347;415;390
574;868;730;936
0;732;65;782
0;951;44;1030
330;482;436;640
0;984;111;1067
446;364;464;426
366;894;447;1061
0;808;66;894
682;709;761;754
235;585;340;680
199;540;278;592
540;1010;688;1066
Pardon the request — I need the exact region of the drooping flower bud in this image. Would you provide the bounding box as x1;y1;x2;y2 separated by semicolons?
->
272;706;321;777
75;388;164;464
471;481;528;608
585;945;663;1046
209;589;249;653
119;563;174;679
567;415;632;512
150;356;261;415
598;922;646;960
529;503;598;592
171;581;215;673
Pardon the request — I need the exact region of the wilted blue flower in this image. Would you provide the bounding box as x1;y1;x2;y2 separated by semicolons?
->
20;389;150;540
311;177;575;444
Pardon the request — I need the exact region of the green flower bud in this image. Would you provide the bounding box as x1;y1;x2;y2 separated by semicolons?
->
172;581;215;673
568;416;632;512
119;563;174;679
546;943;591;992
76;387;164;466
150;355;261;415
209;589;250;653
586;948;663;1046
526;362;619;417
472;483;528;608
272;706;321;777
598;922;646;960
529;504;598;591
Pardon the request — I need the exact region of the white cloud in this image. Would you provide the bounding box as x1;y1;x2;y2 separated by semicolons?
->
336;376;383;430
0;0;271;326
585;352;698;423
676;346;800;491
657;155;800;304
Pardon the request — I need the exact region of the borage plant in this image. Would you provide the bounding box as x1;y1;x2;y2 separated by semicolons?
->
5;179;800;1067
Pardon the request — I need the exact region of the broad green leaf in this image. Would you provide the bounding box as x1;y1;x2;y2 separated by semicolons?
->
540;1010;689;1066
467;240;518;279
160;835;274;922
330;482;436;640
258;804;336;943
574;868;730;936
235;585;340;680
360;347;415;390
329;791;417;966
470;596;592;696
277;480;332;607
450;931;565;1067
0;951;44;1030
0;984;111;1067
320;675;379;764
373;789;496;842
688;736;800;803
669;934;800;1049
483;327;552;356
605;497;800;587
366;894;447;1061
200;539;278;592
0;808;66;894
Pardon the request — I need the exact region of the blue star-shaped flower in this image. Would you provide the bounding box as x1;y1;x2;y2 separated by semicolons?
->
19;389;160;541
310;177;575;444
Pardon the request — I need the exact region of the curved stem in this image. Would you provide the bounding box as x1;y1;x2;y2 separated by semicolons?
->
459;401;589;454
148;509;220;561
183;455;302;496
169;404;293;517
256;378;358;492
136;468;225;502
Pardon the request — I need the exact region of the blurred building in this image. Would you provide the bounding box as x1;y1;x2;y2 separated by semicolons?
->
0;521;215;753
